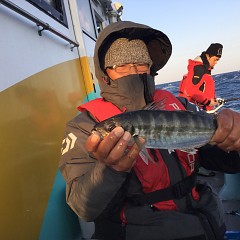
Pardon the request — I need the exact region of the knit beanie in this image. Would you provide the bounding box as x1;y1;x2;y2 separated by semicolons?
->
104;38;153;68
205;43;223;58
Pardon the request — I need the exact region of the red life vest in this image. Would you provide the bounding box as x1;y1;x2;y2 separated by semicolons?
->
78;89;199;210
179;60;216;111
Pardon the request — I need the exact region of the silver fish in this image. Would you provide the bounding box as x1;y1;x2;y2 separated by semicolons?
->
93;110;217;150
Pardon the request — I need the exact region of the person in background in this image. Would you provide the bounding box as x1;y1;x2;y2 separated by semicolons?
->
59;21;240;240
178;43;223;111
179;43;224;177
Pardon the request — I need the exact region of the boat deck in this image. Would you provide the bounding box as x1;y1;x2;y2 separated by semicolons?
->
198;171;240;238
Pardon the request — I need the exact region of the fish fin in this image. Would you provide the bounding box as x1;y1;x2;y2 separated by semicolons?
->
139;151;149;165
143;98;167;110
168;149;175;154
180;148;198;154
133;135;155;164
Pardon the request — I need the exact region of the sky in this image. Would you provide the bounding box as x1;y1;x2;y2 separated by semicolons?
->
118;0;240;84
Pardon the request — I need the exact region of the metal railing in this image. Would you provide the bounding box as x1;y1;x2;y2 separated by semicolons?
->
0;0;79;50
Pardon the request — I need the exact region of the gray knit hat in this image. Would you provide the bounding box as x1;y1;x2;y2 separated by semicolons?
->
104;38;153;68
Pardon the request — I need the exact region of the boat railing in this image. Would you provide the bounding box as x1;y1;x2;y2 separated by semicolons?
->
0;0;79;50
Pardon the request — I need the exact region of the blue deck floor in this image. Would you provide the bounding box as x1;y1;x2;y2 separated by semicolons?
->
198;171;240;239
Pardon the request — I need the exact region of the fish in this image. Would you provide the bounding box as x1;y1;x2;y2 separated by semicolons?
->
92;109;217;151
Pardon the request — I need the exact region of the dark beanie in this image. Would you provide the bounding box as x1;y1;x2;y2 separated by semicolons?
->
205;43;223;58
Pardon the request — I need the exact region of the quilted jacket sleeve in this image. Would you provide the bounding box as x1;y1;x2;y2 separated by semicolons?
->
59;111;128;221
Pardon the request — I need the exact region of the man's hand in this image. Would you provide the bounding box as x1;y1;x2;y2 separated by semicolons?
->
210;109;240;152
209;98;219;107
85;127;142;172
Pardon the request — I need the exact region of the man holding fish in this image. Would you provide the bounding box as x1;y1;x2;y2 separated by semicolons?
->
59;21;240;240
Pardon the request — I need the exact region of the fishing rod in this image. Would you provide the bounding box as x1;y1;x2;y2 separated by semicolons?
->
216;97;240;104
207;97;240;114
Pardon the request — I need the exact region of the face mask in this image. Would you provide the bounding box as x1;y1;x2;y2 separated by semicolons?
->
99;74;155;111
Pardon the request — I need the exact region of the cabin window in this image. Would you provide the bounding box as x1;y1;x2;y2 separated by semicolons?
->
95;13;103;34
76;0;96;39
26;0;68;27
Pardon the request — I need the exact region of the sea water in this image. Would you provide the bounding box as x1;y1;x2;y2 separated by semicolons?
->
156;70;240;112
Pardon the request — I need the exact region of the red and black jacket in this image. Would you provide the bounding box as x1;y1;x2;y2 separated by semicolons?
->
179;53;216;111
70;89;240;240
79;89;200;210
